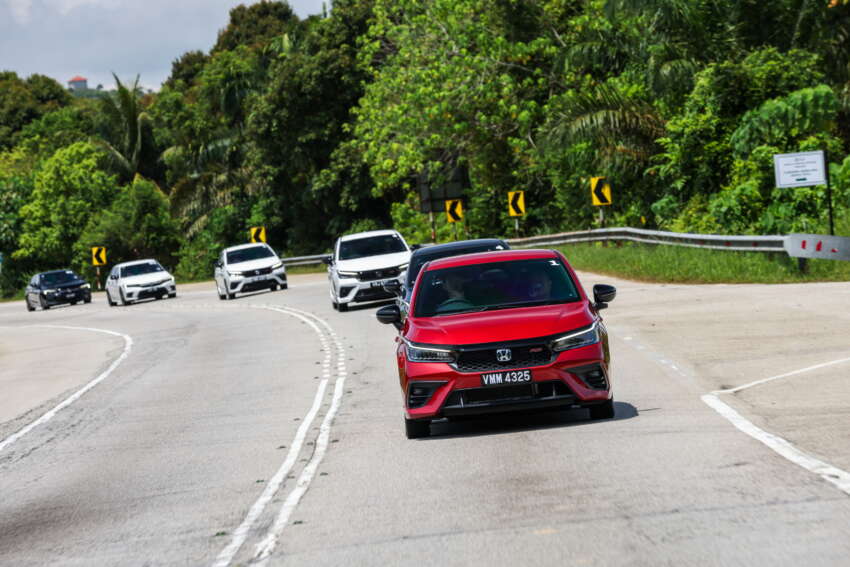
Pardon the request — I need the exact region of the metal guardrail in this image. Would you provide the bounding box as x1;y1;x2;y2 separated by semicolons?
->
506;227;787;253
281;254;329;267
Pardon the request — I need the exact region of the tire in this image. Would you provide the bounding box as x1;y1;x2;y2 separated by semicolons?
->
281;283;288;290
70;301;78;305
40;296;50;310
589;399;615;420
107;290;116;307
119;289;129;306
269;283;278;292
26;298;35;312
168;293;176;299
405;418;430;439
226;291;235;300
331;300;339;311
84;295;91;304
338;302;349;312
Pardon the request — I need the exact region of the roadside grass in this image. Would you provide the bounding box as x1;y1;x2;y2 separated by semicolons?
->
556;242;850;284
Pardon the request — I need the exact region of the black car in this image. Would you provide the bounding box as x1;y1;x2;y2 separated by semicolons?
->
25;269;92;311
392;238;510;314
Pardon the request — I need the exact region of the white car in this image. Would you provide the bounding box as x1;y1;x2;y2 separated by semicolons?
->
106;259;176;306
326;229;411;311
214;243;287;300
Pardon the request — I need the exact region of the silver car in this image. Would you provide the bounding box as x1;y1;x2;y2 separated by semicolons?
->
214;243;287;300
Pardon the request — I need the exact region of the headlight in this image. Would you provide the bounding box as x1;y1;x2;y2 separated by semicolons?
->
405;341;456;363
551;321;601;352
337;270;358;278
272;260;284;270
398;263;409;271
228;270;244;277
43;288;57;294
81;283;91;289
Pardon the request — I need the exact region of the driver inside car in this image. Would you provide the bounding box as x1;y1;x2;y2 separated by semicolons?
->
435;272;475;314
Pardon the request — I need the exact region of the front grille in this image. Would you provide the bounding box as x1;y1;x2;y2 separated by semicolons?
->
454;344;554;373
357;267;400;282
244;267;272;277
443;380;573;407
353;287;395;302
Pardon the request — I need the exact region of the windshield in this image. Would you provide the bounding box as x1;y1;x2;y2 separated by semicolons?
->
413;258;580;317
121;262;165;278
41;270;80;286
227;245;274;264
407;244;507;287
338;234;407;261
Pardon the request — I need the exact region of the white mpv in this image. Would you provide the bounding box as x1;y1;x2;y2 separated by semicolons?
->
106;259;176;306
214;243;287;300
326;229;411;311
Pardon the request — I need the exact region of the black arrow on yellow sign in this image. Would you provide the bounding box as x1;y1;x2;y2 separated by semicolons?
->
591;177;612;206
250;226;266;243
445;199;463;223
508;190;525;217
91;246;107;266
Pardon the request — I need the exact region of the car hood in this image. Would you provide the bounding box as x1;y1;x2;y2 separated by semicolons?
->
407;302;595;346
337;251;410;273
122;272;172;286
49;279;86;290
227;258;280;272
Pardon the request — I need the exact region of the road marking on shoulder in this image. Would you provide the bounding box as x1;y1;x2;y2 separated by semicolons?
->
712;356;850;395
212;306;346;567
251;306;348;565
0;325;133;454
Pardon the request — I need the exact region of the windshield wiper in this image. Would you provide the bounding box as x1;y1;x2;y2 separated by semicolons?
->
478;299;567;312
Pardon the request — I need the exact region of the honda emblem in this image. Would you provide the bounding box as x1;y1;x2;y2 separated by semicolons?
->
496;348;512;362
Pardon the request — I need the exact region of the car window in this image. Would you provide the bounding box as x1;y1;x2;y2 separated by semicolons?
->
413;258;580;317
120;262;164;277
226;245;274;264
40;270;79;286
407;244;507;287
338;234;406;260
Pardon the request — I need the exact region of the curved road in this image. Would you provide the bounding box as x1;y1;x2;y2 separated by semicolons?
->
1;272;849;565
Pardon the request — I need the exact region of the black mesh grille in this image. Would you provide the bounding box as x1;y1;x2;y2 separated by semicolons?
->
574;364;608;390
357;267;400;281
353;287;395;302
454;344;553;372
443;380;573;407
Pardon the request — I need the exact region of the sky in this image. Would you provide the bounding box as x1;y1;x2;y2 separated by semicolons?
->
1;0;326;91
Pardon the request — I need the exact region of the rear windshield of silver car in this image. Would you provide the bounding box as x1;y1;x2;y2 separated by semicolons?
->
413;258;580;317
227;245;274;264
339;234;407;260
121;262;164;277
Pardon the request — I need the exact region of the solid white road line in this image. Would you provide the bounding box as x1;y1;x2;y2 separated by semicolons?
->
0;325;133;454
701;356;850;497
252;310;347;565
212;306;338;567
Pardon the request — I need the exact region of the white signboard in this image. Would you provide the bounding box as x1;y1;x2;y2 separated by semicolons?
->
773;151;827;188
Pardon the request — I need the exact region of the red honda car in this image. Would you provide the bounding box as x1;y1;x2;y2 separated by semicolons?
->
376;249;617;438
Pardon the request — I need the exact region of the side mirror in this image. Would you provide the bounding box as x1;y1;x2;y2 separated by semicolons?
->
214;260;222;268
376;304;402;330
382;279;402;296
593;284;616;310
321;255;333;266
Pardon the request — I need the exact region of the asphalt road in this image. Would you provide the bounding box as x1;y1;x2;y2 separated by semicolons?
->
1;271;849;566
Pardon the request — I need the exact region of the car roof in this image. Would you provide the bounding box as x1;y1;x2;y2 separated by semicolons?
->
411;238;507;260
38;269;76;276
424;249;559;271
115;259;161;268
223;242;272;253
339;229;402;242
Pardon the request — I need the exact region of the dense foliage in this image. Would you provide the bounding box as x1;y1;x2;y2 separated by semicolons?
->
3;0;850;295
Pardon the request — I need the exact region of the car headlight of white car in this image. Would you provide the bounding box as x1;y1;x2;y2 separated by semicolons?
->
337;270;358;278
272;260;284;270
228;270;244;277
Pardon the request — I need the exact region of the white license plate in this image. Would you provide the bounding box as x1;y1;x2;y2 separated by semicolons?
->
480;369;532;387
246;276;264;283
370;280;390;288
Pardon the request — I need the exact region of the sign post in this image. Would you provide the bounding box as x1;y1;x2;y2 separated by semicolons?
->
773;150;833;235
507;190;526;237
590;177;612;230
91;246;107;290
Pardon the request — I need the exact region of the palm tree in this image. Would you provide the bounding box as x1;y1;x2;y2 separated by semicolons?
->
96;73;152;180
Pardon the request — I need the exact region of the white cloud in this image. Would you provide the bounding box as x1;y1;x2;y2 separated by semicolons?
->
7;0;33;24
43;0;119;16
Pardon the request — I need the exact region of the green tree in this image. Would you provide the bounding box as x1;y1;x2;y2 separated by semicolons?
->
14;142;119;267
97;74;159;181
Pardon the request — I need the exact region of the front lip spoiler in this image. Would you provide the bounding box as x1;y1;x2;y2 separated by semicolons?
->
441;395;578;417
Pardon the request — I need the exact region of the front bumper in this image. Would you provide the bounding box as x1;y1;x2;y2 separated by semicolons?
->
124;283;176;301
401;343;610;420
336;274;404;305
43;289;91;305
227;269;287;293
